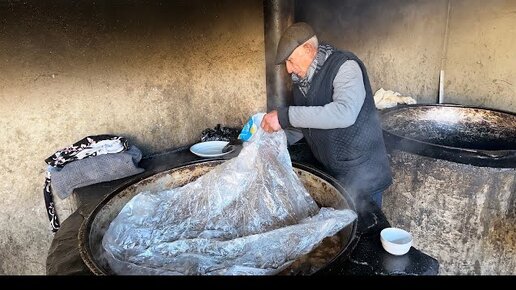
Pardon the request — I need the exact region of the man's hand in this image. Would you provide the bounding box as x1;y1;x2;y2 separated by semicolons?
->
261;110;282;133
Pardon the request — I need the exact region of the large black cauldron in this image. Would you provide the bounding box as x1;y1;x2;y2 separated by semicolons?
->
380;104;516;274
78;159;358;275
381;104;516;168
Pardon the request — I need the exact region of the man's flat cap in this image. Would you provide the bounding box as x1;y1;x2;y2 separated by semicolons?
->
275;22;315;65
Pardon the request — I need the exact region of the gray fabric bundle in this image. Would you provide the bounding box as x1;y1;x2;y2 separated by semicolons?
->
49;145;145;199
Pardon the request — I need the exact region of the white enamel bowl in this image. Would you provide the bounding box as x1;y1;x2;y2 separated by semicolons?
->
380;227;413;256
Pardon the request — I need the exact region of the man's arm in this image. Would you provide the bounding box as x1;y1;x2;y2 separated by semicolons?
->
279;60;366;129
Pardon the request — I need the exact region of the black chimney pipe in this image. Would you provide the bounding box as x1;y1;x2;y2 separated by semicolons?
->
263;0;294;112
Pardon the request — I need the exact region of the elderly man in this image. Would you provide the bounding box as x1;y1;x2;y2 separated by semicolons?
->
261;22;392;210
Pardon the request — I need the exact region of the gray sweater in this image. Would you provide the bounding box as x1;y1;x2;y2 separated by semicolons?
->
291;60;365;128
283;60;366;145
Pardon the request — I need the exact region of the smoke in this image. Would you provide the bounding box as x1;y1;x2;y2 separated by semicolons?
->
295;0;391;51
336;156;390;214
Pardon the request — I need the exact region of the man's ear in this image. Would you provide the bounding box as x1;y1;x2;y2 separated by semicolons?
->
302;43;312;53
303;42;315;55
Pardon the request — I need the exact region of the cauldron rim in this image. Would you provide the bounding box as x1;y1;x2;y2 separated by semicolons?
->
380;104;516;168
78;158;358;275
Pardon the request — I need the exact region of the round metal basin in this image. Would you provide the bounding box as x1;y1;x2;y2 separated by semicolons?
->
78;159;357;275
380;104;516;274
381;104;516;168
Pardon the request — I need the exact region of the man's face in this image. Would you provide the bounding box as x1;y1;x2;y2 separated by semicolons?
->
285;43;316;79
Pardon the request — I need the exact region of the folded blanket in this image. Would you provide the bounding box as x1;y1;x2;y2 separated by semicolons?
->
43;135;145;232
49;145;145;200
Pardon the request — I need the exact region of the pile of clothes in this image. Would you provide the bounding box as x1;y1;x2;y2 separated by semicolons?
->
44;135;144;232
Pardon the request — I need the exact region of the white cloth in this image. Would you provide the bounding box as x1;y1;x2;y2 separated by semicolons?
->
374;88;417;109
74;139;125;159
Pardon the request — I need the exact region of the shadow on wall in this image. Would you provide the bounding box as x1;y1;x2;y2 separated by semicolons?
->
0;0;266;274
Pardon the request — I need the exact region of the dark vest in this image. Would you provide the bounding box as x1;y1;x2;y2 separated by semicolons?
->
293;50;392;201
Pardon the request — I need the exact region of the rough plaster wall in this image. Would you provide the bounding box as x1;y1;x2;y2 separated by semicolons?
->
382;151;515;275
444;0;516;112
297;0;448;104
0;0;266;274
297;0;516;112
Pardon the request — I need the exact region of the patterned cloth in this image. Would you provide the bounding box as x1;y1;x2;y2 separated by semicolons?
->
44;135;129;232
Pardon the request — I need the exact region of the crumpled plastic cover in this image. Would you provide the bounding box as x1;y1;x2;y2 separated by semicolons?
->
102;125;357;275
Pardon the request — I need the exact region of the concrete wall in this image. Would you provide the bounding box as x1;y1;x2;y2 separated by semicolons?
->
297;0;516;112
0;0;266;274
383;150;515;275
445;0;516;110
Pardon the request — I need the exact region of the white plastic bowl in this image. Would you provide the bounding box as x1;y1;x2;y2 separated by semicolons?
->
380;227;413;256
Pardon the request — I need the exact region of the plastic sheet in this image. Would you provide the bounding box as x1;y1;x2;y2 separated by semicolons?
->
102;122;357;275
